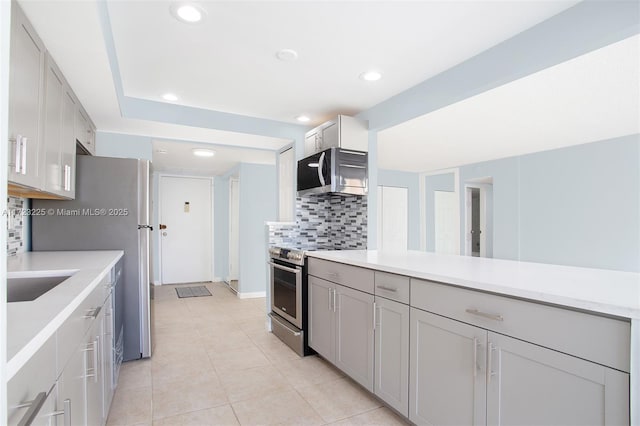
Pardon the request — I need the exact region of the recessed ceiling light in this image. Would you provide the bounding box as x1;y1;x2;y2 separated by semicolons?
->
359;70;382;82
296;115;310;123
170;3;206;23
276;49;299;62
162;93;178;101
156;149;168;154
192;148;215;157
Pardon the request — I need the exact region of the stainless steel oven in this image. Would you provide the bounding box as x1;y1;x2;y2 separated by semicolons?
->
268;246;313;357
269;258;302;329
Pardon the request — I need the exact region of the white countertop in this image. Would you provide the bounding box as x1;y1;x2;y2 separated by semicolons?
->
306;250;640;319
7;250;124;379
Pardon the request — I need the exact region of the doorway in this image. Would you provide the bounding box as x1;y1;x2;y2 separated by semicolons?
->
159;176;213;284
228;177;240;292
464;179;493;258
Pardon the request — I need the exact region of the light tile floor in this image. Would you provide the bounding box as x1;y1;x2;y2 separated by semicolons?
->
106;282;409;426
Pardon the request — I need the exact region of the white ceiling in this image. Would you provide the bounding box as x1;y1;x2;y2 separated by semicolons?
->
378;34;640;172
151;140;275;176
107;0;578;126
22;0;633;177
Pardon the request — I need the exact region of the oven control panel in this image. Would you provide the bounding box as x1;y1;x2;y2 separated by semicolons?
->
269;246;305;265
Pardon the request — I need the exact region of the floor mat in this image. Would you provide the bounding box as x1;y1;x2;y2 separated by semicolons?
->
175;285;212;298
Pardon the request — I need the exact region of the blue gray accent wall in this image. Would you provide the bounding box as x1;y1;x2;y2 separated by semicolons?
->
378;169;420;250
96;132;153;161
454;135;639;272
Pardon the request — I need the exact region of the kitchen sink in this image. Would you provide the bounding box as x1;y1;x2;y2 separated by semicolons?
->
7;271;77;302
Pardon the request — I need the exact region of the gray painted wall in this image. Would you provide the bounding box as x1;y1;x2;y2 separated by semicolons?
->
96;132;153;160
455;135;639;272
378;169;420;250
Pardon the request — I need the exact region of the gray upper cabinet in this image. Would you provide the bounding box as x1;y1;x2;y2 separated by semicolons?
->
486;332;629;426
374;296;409;417
42;53;75;198
303;115;368;156
410;308;487;426
8;2;46;190
76;107;96;155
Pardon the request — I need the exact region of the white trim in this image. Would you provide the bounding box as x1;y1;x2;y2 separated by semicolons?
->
419;168;460;253
212;276;223;283
237;291;266;299
157;174;214;284
153;280;161;286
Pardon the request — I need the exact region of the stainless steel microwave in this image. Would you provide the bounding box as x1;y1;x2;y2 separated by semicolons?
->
297;147;368;196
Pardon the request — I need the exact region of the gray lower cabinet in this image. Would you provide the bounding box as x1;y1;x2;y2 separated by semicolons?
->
85;307;105;426
410;308;486;425
334;284;374;391
308;276;375;392
487;332;629;426
410;307;630;426
57;339;87;425
374;296;409;417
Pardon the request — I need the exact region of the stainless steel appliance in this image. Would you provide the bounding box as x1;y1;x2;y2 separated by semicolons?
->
268;246;314;356
32;156;153;361
297;147;368;196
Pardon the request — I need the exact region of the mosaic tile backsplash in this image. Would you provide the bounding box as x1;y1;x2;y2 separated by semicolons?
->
7;196;27;256
268;194;367;250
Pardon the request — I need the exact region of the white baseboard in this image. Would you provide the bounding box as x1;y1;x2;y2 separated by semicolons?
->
237;291;266;299
153;280;161;286
212;276;223;282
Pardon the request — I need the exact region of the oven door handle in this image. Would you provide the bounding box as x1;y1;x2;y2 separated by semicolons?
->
268;261;302;274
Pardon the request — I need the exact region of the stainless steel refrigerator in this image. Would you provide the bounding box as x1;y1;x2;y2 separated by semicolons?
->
32;155;153;361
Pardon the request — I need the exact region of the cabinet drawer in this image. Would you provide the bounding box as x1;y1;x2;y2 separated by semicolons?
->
7;334;56;425
374;271;409;304
308;258;374;294
411;278;630;372
56;280;107;374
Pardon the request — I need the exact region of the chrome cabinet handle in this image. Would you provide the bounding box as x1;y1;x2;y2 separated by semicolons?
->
11;135;21;173
15;391;47;426
486;342;497;384
93;337;99;383
333;288;337;312
328;287;332;311
372;302;377;330
47;398;70;426
465;308;503;322
21;137;27;174
376;285;397;292
83;306;101;319
472;337;479;378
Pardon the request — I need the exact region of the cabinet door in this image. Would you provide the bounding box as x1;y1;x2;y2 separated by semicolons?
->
57;341;87;426
487;332;629;426
335;284;374;392
374;297;409;417
320;120;338;150
60;90;77;197
8;3;45;188
85;315;104;426
102;293;114;419
304;131;318;156
308;276;335;362
42;54;64;194
410;308;487;426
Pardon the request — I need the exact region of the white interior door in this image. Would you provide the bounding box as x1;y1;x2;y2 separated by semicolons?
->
160;176;212;284
229;177;240;282
434;191;459;255
378;186;408;252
